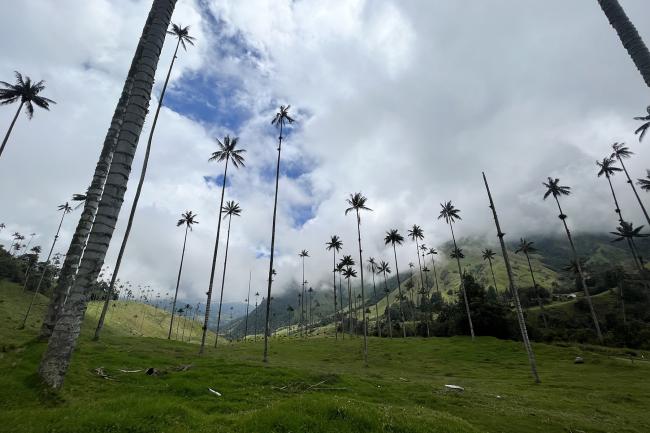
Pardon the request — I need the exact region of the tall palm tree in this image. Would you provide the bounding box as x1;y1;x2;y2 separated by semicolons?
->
39;0;179;389
181;303;192;341
21;246;42;292
638;169;650;191
345;192;372;364
0;71;56;160
427;248;441;293
188;302;200;343
342;266;357;336
244;271;251;339
298;249;309;335
286;305;295;335
597;157;644;270
611;220;649;243
377;261;392;338
214;201;242;349
515;238;548;329
264;105;295;363
93;23;195;341
20;202;72;329
611;143;650;227
168;211;198;339
384;229;407;337
199;136;246;353
308;287;314;327
543;177;603;343
482;172;539;383
253;292;260;341
419;244;430;290
335;261;346;339
482;248;498;292
326;235;343;340
339;255;355;335
367;257;380;337
407;225;425;296
634;106;650;141
438;201;475;340
596;0;650;88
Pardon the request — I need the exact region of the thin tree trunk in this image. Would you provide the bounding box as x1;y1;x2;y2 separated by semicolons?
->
605;175;644;271
0;102;24;160
301;255;305;337
554;196;604;344
188;303;198;343
355;210;368;365
371;267;380;337
524;253;548;329
488;259;498;292
21;260;36;293
392;244;407;338
214;214;233;349
448;223;475;340
254;301;258;341
38;0;176;389
482;172;540;383
339;269;344;340
94;37;182;341
168;223;189;339
244;271;251;339
333;251;338;340
597;0;650;88
348;278;353;335
414;239;424;299
383;271;392;338
181;309;188;341
431;256;440;293
617;156;650;227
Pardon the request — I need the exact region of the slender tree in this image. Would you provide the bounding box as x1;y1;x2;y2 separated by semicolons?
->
408;225;425;296
427;248;441;293
345;192;372;364
298;249;309;335
244;271;251;339
264;105;295;363
21;246;42;292
367;257;380;337
515;238;548;329
638;169;650;191
342;266;357;336
377;261;392;338
384;229;407;337
482;172;540;383
438;201;475;340
634;106;650;141
543;177;603;343
482;248;499;292
93;23;195;341
335;261;346;339
38;0;178;389
611;143;650;227
326;235;343;340
214;201;242;349
339;255;355;335
254;292;259;341
167;211;198;339
0;71;56;160
308;287;314;327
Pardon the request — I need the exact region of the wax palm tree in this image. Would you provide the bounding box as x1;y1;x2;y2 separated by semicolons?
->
611;220;649;242
408;225;425;295
384;229;407;337
244;271;252;339
339;255;355;335
596;0;650;88
367;257;380;337
482;172;539;383
450;248;464;260
40;0;178;389
638;170;650;191
20;202;72;328
264;105;295;362
21;246;42;292
345;192;372;363
611;143;650;227
0;71;56;160
307;287;314;327
438;201;475;339
342;266;357;335
335;261;346;338
298;249;309;335
377;261;393;338
93;23;196;341
326;235;343;340
515;238;548;329
426;248;441;293
286;305;295;335
214;201;242;349
482;248;498;292
543;177;603;343
11;233;25;256
419;244;430;290
634;106;650;141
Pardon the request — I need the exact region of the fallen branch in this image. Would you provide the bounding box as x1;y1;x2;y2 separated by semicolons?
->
208;388;222;397
118;369;143;373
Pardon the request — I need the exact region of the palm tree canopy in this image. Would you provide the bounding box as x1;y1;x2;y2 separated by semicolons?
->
167;23;196;50
384;229;404;246
634;106;650;142
482;248;496;261
31;246;42;254
345;192;372;217
450;247;465;259
326;235;343;252
271;105;295;129
610;220;648;242
438;201;461;224
427;248;438;256
177;210;199;229
562;258;586;275
638;170;650;191
0;71;56;118
611;142;633;160
58;202;72;213
515;238;537;255
222;201;242;218
367;257;377;272
339;254;355;267
208;135;246;168
342;267;357;279
596;157;622;178
408;224;424;241
299;249;309;258
378;261;391;274
543;177;571;200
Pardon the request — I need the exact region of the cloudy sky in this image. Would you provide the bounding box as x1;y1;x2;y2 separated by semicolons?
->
1;0;649;304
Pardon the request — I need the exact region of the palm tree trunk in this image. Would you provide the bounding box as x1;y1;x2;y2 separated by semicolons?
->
214;214;233;349
332;251;338;340
355;210;368;365
347;278;353;335
414;239;424;299
168;223;189;339
605;175;644;271
181;309;188;341
20;209;67;328
0;101;24;160
617;156;650;226
597;0;650;88
392;244;407;338
94;37;182;341
482;172;540;383
525;253;548;329
254;301;258;341
301;256;305;337
554;197;604;344
383;272;392;338
21;260;36;293
431;257;440;293
448;223;475;340
38;0;176;389
263;122;283;363
188;304;198;343
200;158;230;354
488;259;498;292
244;271;251;339
339;270;344;340
371;269;380;337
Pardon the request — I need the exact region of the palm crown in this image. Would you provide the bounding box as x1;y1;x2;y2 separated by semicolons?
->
339;254;355;267
543;177;571;200
450;248;464;259
209;135;246;168
222;201;242;218
438;201;461;224
0;71;56;118
637;170;650;191
342;267;357;279
326;235;343;252
367;257;377;272
58;202;72;214
299;249;309;258
427;248;438;257
482;248;496;261
271;105;295;130
515;238;537;255
345;192;372;220
408;224;424;241
611;142;633;160
596;157;621;178
177;210;198;229
633;106;650;142
377;261;391;274
384;229;404;246
167;23;196;51
610;220;648;242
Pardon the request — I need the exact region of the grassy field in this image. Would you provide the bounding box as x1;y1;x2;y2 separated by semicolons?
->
1;282;650;433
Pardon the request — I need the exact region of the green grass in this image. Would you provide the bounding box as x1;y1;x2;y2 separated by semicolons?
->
2;281;649;432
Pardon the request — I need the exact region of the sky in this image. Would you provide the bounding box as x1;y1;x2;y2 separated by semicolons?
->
1;0;650;305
